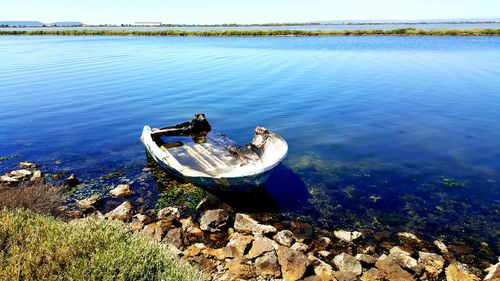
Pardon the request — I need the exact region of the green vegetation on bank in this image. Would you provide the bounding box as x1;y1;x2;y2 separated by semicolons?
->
0;209;204;281
0;28;499;36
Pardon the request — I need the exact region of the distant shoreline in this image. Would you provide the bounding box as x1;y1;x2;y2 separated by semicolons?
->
1;20;500;28
1;28;499;36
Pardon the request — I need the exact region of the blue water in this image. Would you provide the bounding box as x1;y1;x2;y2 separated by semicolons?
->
0;36;499;255
2;23;500;31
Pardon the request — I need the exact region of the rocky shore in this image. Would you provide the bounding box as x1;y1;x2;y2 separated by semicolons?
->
1;162;499;281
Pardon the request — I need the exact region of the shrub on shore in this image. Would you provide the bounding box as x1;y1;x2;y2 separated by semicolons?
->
0;180;63;216
0;209;205;281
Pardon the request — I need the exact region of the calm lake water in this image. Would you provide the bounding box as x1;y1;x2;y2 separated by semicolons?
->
0;36;499;255
2;23;500;31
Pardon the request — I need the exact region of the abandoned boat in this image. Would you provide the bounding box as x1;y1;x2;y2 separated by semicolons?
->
140;114;288;190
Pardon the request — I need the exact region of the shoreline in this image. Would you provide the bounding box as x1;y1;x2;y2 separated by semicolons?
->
1;161;499;280
0;28;499;37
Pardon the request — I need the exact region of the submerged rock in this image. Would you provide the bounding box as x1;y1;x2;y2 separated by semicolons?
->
200;209;231;232
63;173;79;187
109;184;134;197
104;201;133;221
234;213;276;234
277;245;309;281
19;161;39;168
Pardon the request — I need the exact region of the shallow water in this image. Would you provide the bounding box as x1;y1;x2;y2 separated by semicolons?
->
0;36;499;255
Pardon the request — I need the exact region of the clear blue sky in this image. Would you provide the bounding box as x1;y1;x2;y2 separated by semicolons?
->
1;0;499;24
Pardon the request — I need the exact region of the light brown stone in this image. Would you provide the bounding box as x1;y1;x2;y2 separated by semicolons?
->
274;230;295;247
333;253;362;276
109;184;134;197
334;230;362;243
277;245;309;281
226;232;254;256
183;243;206;257
445;263;480;281
104;201;133;221
141;221;164;242
255;251;281;277
418;251;444;278
360;268;385;281
375;254;416;281
200;209;230;232
247;234;278;259
234;213;276;234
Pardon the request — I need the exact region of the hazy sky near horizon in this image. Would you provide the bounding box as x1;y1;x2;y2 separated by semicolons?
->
1;0;499;24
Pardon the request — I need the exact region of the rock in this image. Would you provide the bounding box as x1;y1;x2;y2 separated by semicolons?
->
396;232;422;244
356;254;378;265
234;213;276;234
255;250;281;277
109;184;134;197
247;234;278;259
104;201;133;221
277;245;309;281
418;251;444;278
334;230;362;243
141;222;164;242
226;232;254;256
162;227;185;249
63;173;79;187
157;207;180;228
8;169;32;180
274;230;295;247
484;259;500;280
19;161;39;168
30;170;43;181
290;241;309;253
190;255;216;273
433;240;454;261
180;217;203;237
308;255;335;280
445;263;480;281
184;243;206;257
388;246;423;274
75;194;102;210
360;268;385;281
333;253;362;276
0;175;19;184
203;246;240;260
199;209;231;232
129;220;144;232
318;250;331;259
373;231;391;241
375;254;416;281
226;257;255;279
316;236;332;250
333;271;358;281
134;214;151;224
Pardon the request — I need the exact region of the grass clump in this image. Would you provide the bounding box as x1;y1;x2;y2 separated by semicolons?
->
0;209;205;281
